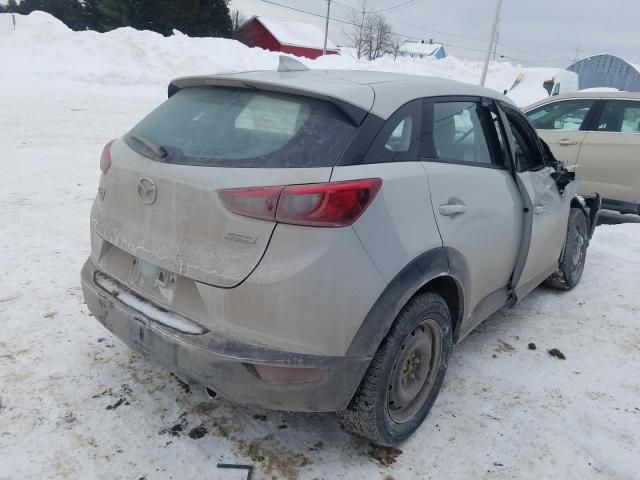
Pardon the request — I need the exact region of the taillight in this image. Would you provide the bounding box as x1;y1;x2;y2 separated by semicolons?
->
219;179;382;227
100;139;116;175
218;186;284;221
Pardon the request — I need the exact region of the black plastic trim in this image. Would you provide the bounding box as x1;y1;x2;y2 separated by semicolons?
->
346;247;468;358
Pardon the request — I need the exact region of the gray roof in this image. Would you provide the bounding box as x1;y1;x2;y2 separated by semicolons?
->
170;69;512;121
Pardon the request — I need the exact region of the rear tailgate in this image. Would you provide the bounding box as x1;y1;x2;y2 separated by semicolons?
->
91;84;364;291
93;139;332;287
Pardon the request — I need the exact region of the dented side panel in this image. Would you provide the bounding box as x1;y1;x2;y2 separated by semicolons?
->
513;166;577;298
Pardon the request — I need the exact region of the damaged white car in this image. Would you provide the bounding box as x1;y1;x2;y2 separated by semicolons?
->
81;63;600;446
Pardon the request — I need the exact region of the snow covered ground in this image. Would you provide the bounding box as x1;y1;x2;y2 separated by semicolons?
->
1;11;640;480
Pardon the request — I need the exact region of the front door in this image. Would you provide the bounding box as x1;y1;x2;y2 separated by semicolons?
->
502;105;575;298
421;98;523;326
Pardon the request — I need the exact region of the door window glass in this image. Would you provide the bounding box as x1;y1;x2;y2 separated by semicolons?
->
505;110;546;172
430;102;493;166
525;99;594;131
596;100;640;133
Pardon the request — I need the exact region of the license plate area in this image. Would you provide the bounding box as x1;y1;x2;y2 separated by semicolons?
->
129;258;176;304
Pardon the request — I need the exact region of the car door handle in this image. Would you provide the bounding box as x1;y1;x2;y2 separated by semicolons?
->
534;205;547;215
557;138;578;146
439;204;467;216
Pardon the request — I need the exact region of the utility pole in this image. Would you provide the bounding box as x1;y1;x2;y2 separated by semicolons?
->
323;0;332;56
492;19;500;61
480;0;503;86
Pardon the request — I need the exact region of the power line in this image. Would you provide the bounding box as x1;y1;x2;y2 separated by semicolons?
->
259;0;545;63
332;0;424;15
324;0;583;66
372;0;425;14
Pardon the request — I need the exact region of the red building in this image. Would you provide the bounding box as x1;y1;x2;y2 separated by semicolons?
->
233;16;339;60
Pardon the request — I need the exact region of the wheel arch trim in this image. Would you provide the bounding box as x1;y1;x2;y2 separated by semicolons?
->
346;247;469;359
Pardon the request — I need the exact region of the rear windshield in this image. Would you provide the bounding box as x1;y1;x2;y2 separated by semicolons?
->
125;86;357;168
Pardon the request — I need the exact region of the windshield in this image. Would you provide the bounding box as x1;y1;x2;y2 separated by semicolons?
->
125;86;357;168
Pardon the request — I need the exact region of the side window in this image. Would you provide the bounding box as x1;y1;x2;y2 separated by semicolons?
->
505;109;546;172
425;101;495;166
525;99;595;131
385;116;413;152
365;100;421;163
596;100;640;133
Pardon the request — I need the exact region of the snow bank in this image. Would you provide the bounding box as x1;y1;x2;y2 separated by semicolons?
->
1;11;545;106
1;11;281;85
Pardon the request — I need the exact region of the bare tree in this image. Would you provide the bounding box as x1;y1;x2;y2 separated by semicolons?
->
231;9;248;33
344;2;394;61
344;1;368;59
390;35;403;61
365;14;392;60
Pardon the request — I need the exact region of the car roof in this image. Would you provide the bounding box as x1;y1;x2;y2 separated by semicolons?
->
525;91;640;110
169;69;513;121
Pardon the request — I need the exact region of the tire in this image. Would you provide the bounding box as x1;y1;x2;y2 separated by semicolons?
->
545;208;589;290
337;292;453;446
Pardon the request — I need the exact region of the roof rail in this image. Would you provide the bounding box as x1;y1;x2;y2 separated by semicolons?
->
277;56;310;72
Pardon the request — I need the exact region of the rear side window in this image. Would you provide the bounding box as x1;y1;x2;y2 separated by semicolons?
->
364;99;421;164
125;87;357;168
525;99;594;131
596;100;640;133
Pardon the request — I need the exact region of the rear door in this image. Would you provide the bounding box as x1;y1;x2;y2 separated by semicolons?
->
94;86;359;288
502;104;574;298
421;98;523;324
525;98;597;166
576;99;640;204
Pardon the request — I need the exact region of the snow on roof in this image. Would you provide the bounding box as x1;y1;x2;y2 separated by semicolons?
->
254;16;337;51
399;41;443;56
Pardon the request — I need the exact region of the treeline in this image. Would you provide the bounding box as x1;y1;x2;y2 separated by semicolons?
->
1;0;233;38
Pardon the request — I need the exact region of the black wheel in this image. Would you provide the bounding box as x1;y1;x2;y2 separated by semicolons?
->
337;292;453;446
545;208;589;290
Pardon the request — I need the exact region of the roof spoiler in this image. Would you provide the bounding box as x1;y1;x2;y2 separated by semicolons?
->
167;74;368;126
277;56;309;72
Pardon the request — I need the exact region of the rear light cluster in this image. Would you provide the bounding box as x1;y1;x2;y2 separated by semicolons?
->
100;139;116;175
219;178;382;228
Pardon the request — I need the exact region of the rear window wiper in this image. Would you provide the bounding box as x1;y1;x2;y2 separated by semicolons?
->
129;134;168;158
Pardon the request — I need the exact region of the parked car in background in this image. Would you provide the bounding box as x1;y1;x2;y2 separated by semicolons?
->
82;61;599;446
525;92;640;215
510;68;579;97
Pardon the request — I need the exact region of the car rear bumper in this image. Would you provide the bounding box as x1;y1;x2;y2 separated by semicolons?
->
81;259;370;412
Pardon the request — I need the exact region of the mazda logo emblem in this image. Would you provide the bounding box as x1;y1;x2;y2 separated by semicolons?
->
137;177;157;205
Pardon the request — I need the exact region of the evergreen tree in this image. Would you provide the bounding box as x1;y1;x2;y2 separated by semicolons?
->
6;0;19;13
84;0;132;32
133;0;232;38
14;0;86;30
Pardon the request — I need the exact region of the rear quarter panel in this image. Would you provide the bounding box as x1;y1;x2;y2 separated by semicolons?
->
331;162;443;282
